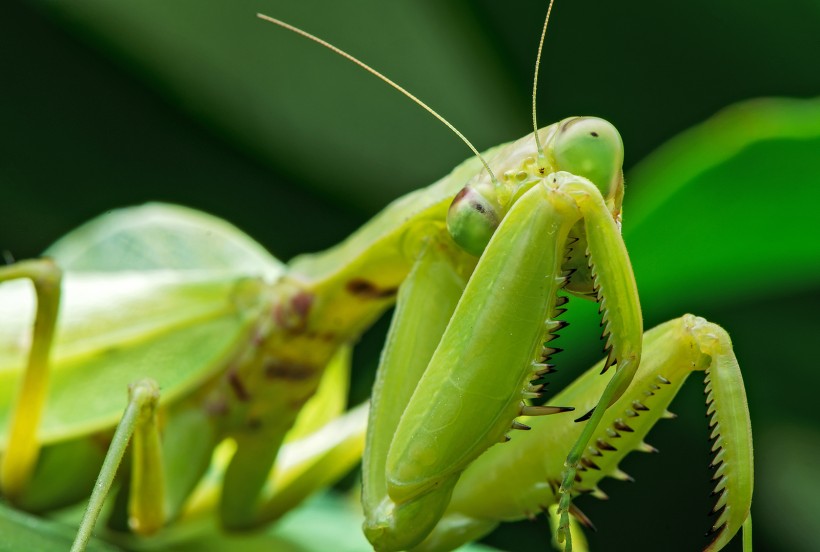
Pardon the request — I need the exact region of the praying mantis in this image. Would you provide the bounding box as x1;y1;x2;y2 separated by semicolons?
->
0;1;757;551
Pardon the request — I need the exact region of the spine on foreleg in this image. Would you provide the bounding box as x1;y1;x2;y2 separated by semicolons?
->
418;316;751;552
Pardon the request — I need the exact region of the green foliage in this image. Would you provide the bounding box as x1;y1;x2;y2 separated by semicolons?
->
0;503;119;552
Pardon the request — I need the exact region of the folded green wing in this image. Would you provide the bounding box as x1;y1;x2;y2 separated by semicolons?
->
0;203;284;446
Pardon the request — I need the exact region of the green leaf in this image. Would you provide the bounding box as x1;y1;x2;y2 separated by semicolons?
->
37;1;523;212
625;97;820;316
758;425;820;552
0;502;121;552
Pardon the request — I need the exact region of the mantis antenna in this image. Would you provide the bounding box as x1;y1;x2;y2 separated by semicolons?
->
532;0;557;157
257;13;499;186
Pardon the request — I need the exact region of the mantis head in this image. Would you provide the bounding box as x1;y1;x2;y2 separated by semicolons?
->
447;116;624;258
550;116;625;211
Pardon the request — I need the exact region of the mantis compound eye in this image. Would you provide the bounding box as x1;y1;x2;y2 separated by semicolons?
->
446;186;500;256
552;117;624;199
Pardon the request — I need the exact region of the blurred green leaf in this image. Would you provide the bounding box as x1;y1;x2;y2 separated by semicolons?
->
0;503;121;552
626;97;820;315
758;425;820;552
37;0;523;212
623;98;820;551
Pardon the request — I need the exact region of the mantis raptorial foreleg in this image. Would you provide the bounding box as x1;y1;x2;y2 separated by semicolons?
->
414;315;752;552
364;168;642;551
554;178;643;551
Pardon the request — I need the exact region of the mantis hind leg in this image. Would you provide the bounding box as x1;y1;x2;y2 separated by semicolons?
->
554;177;643;551
0;259;62;500
71;379;165;552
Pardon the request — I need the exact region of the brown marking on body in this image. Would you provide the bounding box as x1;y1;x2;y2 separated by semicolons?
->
204;398;229;417
273;303;287;326
228;370;250;402
305;330;337;343
452;187;469;203
291;291;313;318
264;359;317;382
448;187;469;216
288;398;309;411
346;278;398;299
273;290;315;331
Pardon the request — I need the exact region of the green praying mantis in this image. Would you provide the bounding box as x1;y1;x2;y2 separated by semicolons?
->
0;2;754;551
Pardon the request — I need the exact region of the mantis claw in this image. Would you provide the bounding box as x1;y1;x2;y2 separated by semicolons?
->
574;408;595;423
521;405;575;417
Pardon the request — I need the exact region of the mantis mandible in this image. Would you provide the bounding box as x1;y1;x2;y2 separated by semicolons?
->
0;2;753;551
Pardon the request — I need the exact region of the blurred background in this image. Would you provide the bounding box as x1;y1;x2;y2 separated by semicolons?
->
2;1;820;551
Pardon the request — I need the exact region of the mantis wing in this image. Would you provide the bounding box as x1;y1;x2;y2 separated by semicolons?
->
0;204;284;510
45;203;282;275
1;203;283;442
